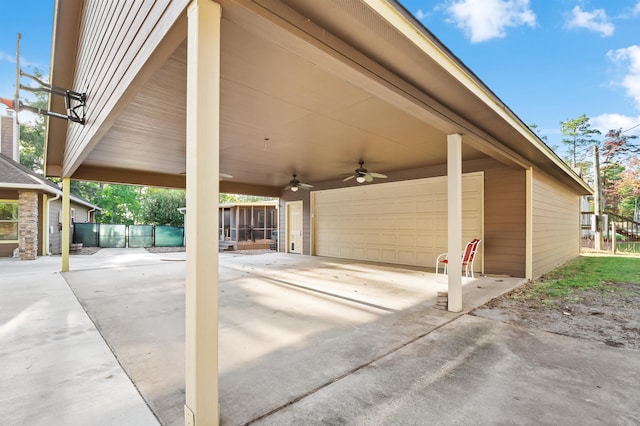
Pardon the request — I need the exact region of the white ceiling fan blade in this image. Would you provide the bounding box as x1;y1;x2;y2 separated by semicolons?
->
284;185;292;190
370;172;387;178
343;175;355;182
299;183;313;189
365;174;374;182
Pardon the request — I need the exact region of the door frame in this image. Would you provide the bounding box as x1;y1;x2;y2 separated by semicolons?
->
285;200;303;254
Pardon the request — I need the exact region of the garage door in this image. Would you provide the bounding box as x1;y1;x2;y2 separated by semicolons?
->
312;172;483;270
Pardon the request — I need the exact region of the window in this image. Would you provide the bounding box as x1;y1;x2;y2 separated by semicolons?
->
0;201;19;241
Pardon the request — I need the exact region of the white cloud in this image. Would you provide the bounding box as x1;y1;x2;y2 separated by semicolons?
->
608;45;640;110
0;51;40;68
634;2;640;15
592;113;640;136
444;0;536;43
0;51;15;63
415;9;427;20
566;6;614;37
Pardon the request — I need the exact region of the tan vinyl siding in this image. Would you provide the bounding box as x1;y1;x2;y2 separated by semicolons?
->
48;200;62;254
531;169;580;278
64;0;188;172
483;166;526;277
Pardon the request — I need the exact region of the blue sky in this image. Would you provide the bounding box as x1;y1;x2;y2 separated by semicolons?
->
399;0;640;146
1;0;639;154
0;0;53;112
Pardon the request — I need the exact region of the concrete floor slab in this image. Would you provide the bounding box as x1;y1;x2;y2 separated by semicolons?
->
10;250;633;426
0;265;159;426
256;315;640;425
61;251;524;425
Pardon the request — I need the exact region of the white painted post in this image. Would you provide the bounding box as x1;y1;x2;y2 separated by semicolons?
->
61;177;70;272
447;134;463;312
611;221;616;254
525;168;533;280
185;0;221;424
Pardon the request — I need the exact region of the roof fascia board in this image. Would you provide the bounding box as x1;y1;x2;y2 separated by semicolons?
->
219;181;282;198
72;164;186;189
365;0;591;193
1;183;60;195
45;0;83;177
0;182;99;208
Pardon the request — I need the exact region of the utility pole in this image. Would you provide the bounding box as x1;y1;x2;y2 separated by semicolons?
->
593;145;603;250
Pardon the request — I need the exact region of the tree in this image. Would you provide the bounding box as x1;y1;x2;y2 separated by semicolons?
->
528;123;559;151
18;77;48;174
600;163;625;214
560;114;601;169
601;128;639;164
94;184;141;224
70;180;101;202
219;193;276;203
140;188;186;226
616;156;640;220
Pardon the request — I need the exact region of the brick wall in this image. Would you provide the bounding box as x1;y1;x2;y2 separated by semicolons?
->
18;191;38;260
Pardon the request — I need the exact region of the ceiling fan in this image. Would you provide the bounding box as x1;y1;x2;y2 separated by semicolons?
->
343;160;387;183
284;174;313;192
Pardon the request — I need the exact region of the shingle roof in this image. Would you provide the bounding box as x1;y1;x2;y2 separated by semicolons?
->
0;153;99;209
0;153;45;185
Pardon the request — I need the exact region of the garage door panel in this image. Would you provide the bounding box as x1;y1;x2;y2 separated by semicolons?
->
382;249;397;263
398;250;416;264
396;232;415;247
364;248;380;260
365;232;381;245
314;173;483;269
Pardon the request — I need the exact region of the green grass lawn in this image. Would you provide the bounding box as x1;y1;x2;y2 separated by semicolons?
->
528;254;640;300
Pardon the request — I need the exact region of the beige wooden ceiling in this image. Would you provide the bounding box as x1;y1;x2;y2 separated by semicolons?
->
81;1;489;191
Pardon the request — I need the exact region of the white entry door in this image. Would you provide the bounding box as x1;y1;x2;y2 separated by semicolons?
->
286;201;303;254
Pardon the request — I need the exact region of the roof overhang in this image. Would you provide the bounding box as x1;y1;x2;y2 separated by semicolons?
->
45;0;592;196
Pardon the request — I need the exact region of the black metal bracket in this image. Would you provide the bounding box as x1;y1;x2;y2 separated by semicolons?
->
18;71;86;125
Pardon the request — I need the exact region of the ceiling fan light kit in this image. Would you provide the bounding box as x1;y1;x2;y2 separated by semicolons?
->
284;174;313;191
344;160;387;184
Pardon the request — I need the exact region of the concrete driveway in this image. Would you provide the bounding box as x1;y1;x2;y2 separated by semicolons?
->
3;249;640;425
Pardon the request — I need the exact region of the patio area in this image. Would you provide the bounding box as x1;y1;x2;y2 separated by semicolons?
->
60;250;523;425
3;249;640;425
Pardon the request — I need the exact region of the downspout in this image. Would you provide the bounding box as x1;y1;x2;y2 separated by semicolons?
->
87;207;97;222
46;193;61;255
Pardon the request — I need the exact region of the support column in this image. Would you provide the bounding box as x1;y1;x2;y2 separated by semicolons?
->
61;178;70;272
185;1;221;425
42;194;48;256
18;191;38;260
447;134;463;312
525;168;533;280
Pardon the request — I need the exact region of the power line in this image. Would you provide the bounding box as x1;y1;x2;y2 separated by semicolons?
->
622;123;640;133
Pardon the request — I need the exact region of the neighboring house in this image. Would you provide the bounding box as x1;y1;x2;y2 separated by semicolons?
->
45;2;592;422
218;201;278;249
0;104;98;259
